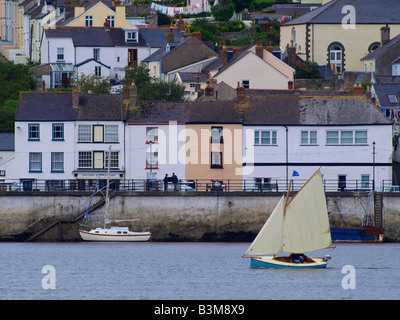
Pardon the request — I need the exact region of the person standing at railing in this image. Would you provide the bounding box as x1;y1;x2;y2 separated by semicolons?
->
163;174;169;191
172;173;178;191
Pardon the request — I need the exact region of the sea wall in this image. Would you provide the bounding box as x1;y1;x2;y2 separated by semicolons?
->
1;191;400;242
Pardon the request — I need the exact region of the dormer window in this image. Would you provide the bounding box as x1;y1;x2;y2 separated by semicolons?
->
125;30;138;42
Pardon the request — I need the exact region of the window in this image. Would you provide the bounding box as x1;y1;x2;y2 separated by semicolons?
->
146;127;158;143
211;152;223;168
326;131;339;145
93;125;104;143
95;66;101;77
126;30;138;42
388;94;398;103
105;125;119;142
57;48;64;61
340;130;353;144
128;49;138;67
52;123;64;141
211;126;223;143
93;151;104;169
326;130;367;145
328;43;344;74
105;151;119;168
255;178;272;191
338;175;346;191
28;124;40;141
93;48;100;61
51;152;64;172
361;175;370;189
242;80;250;88
301;130;317;145
355;131;367;144
78;125;92;142
107;15;115;27
78;151;92;168
254;130;277;145
85;15;93;27
29;152;42;172
146;152;158;169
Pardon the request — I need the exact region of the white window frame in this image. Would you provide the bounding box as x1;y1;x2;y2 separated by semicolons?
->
254;130;277;145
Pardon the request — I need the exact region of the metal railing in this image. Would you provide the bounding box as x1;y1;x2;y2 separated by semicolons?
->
0;178;399;193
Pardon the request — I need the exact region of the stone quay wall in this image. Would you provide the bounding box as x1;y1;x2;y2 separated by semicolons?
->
0;191;399;242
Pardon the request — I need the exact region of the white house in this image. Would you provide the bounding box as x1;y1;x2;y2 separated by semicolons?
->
242;92;393;190
13;91;126;190
206;44;295;90
38;25;185;89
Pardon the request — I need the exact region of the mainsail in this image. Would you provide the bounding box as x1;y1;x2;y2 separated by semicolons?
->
245;169;331;256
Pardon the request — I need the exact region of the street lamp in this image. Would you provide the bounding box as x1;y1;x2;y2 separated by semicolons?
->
372;141;376;191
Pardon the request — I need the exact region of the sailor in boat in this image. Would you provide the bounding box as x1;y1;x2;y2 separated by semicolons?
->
289;253;308;263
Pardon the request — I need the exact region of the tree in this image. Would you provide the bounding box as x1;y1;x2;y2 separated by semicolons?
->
138;81;185;102
74;74;112;93
0;61;36;132
122;64;152;90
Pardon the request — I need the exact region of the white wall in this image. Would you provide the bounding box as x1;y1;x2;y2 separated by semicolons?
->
242;124;393;189
125;123;186;180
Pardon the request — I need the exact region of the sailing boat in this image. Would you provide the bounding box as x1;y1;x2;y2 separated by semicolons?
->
79;147;151;242
244;168;332;269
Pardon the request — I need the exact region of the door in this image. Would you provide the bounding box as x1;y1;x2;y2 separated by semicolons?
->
338;175;346;191
128;49;138;67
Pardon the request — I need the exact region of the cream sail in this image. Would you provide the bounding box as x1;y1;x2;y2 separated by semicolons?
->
245;169;332;269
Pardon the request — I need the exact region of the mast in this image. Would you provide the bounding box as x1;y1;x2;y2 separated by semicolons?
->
104;146;111;228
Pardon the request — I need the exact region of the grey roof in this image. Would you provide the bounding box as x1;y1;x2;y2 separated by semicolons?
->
143;36;191;62
45;27;148;47
243;94;391;126
0;133;14;151
283;0;400;26
373;84;400;108
16;92;125;122
16;91;390;127
177;72;210;83
138;28;184;49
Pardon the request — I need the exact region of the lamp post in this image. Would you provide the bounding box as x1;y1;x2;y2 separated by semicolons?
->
372;141;376;192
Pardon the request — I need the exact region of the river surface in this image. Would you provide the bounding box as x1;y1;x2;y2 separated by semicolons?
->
0;242;399;300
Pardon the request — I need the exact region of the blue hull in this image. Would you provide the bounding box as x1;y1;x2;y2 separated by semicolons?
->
250;258;327;269
330;227;384;243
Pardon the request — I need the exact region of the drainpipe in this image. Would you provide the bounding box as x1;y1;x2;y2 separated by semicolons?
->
285;125;288;190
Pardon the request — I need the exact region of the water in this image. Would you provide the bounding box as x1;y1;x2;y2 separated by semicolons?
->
0;242;399;300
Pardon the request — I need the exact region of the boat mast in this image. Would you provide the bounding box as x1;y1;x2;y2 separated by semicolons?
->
104;146;111;228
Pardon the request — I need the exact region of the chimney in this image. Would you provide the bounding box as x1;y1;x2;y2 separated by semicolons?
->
222;48;227;67
353;84;364;95
104;18;110;31
177;15;185;32
204;80;214;98
191;31;202;41
123;82;137;106
72;87;79;108
381;24;390;45
236;82;245;104
255;42;263;59
195;76;201;92
166;22;174;42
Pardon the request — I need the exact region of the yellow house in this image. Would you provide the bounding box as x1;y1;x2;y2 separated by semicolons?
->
65;2;133;29
280;0;400;73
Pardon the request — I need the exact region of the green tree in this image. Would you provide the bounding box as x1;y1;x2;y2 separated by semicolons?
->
74;74;112;93
121;64;152;90
139;81;185;102
0;61;36;132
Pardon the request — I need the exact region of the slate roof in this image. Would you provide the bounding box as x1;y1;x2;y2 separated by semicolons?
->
16;91;391;127
0;133;14;151
16;92;126;122
283;0;400;26
177;72;209;83
373;84;400;108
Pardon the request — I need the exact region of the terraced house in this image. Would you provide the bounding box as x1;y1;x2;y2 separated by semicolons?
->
8;86;393;192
